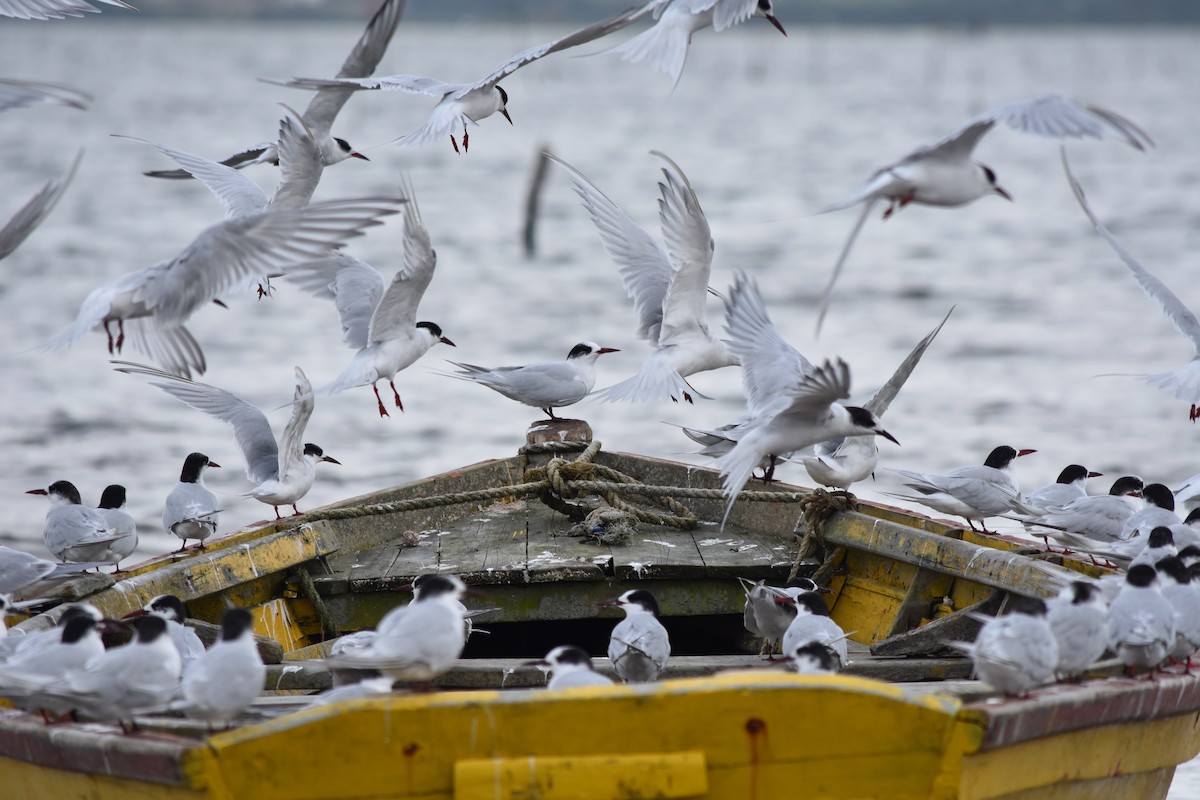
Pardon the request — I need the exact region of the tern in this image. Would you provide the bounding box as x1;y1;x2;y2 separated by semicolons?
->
739;576;822;658
1063;150;1200;420
953;596;1058;696
267;5;654;153
161;452;221;551
95;484;137;570
1019;464;1103;516
44;194;404;379
127;594;207;672
144;0;406;178
711;272;898;529
884;445;1037;532
1045;581;1107;680
552;151;737;404
604;0;787;90
177;608;264;727
25;480;125;563
115;363;340;520
785;641;840;675
438;342;619;420
1107;564;1175;673
0;0;135;20
321;574;470;684
285;179;454;417
1118;484;1180;541
815;93;1153;334
599;589;671;683
801;307;952;490
778;591;848;672
0;616;110;716
1156;556;1200;662
527;645;615;690
0;547;102;595
0;149;82;263
1032;475;1145;545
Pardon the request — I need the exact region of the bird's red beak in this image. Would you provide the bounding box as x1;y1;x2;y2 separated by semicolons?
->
1017;449;1036;457
350;151;369;161
1087;471;1103;478
764;13;786;36
994;186;1013;202
321;456;341;465
596;347;620;355
121;609;149;620
440;336;456;347
500;108;513;125
25;489;48;496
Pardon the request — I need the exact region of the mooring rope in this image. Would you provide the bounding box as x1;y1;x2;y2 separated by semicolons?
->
299;441;831;533
788;488;859;581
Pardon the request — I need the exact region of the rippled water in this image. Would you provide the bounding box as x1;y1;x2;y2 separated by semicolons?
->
2;18;1198;794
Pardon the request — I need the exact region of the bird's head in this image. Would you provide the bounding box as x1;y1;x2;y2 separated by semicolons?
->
335;136;369;162
756;0;787;35
495;85;513;125
845;406;899;445
980;164;1012;201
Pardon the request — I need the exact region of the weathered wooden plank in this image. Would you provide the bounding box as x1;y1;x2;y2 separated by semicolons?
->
870;592;1003;657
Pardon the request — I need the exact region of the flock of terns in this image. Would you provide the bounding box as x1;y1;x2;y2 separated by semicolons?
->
4;0;1200;720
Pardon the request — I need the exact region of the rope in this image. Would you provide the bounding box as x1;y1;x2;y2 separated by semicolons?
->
788;488;858;581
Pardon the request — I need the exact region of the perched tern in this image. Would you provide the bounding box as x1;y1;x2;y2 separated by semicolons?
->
801;307;952;489
785;640;839;675
1122;526;1178;572
115;363;339;520
739;576;821;658
0;603;102;662
0;149;81;263
1045;581;1107;679
712;272;898;528
778;591;848;672
0;0;135;20
161;452;221;550
268;6;652;153
1032;475;1145;544
95;484;137;570
1107;564;1175;673
604;0;787;90
1063;150;1200;420
0;616;110;716
552;151;737;404
439;342;619;420
144;0;407;179
815;93;1153;334
25;480;124;563
285;180;454;417
44;194;404;379
1155;556;1200;662
0;546;100;594
321;574;469;684
1118;484;1180;541
177;608;264;726
1020;464;1102;516
527;645;615;690
954;596;1058;696
885;445;1036;532
129;594;207;672
42;614;182;723
599;589;671;683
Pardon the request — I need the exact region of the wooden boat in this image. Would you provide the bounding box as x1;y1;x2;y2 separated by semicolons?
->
2;421;1198;800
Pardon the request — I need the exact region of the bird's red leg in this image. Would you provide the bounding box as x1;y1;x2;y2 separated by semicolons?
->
104;321;116;354
373;385;390;418
291;505;301;516
115;320;126;352
882;200;897;220
462;122;469;152
176;539;188;553
1190;404;1198;422
391;380;404;412
450;135;460;154
274;506;283;520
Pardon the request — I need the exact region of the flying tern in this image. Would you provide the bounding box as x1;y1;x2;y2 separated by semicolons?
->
712;272;898;529
527;645;615;690
815;93;1153;334
0;0;134;20
145;0;407;179
161;452;221;551
1063;149;1200;420
268;5;655;153
1045;581;1108;680
599;589;671;683
0;149;82;263
603;0;786;90
801;307;952;489
177;608;264;727
953;596;1058;696
286;179;454;417
25;480;125;563
44;193;404;379
115;363;340;520
884;445;1036;532
439;342;619;420
552;151;737;404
